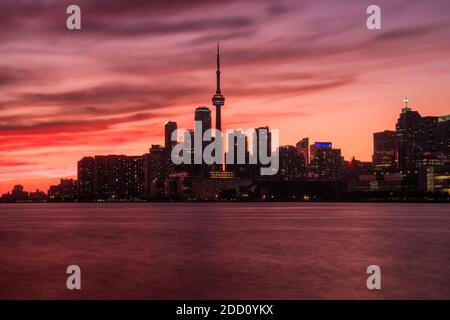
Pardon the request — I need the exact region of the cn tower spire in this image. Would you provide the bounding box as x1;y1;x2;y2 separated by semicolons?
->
212;42;225;132
216;42;221;94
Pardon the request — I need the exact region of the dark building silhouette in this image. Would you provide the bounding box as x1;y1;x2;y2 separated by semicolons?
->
345;157;373;180
180;129;197;176
1;185;29;202
124;156;145;199
278;145;305;180
29;190;46;202
396;99;426;173
194;107;212;176
423;116;439;155
93;155;110;199
144;145;173;199
77;156;95;199
12;185;28;202
396;98;449;172
164;121;177;150
226;130;251;178
421;115;450;161
12;185;28;201
373;130;397;171
82;155;144;200
310;142;332;160
195;107;212;134
296;137;309;166
1;185;47;203
310;146;343;181
418;165;450;193
437;116;450;162
48;179;77;202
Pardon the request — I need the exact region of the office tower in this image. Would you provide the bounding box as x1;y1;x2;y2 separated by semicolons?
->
296;137;309;166
422;116;440;155
396;98;426;172
123;156;145;199
372;130;397;171
212;43;225;132
226;130;250;177
310;147;343;181
310;142;332;160
437;115;450;162
48;179;77;202
77;156;95;199
144;145;173;198
94;155;110;199
345;156;373;181
11;185;28;202
194;107;212;134
165;121;177;150
194;107;212;167
92;155;144;200
278;145;305;180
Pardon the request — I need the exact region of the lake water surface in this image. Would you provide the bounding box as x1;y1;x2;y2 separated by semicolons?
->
1;203;449;299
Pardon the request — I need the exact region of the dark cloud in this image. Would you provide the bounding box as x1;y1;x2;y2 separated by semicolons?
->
0;74;17;87
0;110;156;134
8;82;208;109
0;67;42;88
84;17;254;37
0;0;251;39
229;77;355;98
375;24;441;42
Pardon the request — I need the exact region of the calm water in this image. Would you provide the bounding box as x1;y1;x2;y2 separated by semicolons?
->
0;203;449;299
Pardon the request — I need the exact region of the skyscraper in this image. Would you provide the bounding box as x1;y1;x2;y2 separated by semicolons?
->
90;155;144;200
77;156;95;199
310;142;332;160
373;130;397;171
422;116;439;155
396;98;426;173
164;121;177;150
278;145;305;180
296;137;309;166
194;107;212;135
310;147;343;181
226;130;250;177
194;107;212;175
144;145;172;199
212;43;225;132
437;115;450;162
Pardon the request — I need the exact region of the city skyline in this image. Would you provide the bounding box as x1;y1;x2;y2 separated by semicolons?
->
2;0;450;193
2;94;448;201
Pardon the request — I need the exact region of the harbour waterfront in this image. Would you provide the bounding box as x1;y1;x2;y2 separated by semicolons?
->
0;203;449;299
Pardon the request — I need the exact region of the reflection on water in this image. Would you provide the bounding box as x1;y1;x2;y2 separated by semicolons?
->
1;203;449;299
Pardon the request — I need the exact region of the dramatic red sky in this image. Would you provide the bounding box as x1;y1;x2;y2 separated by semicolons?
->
1;0;450;193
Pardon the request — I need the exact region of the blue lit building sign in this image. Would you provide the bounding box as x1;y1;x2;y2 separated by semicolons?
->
314;142;332;148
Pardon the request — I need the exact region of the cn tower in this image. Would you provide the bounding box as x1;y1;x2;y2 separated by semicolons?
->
212;42;225;132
